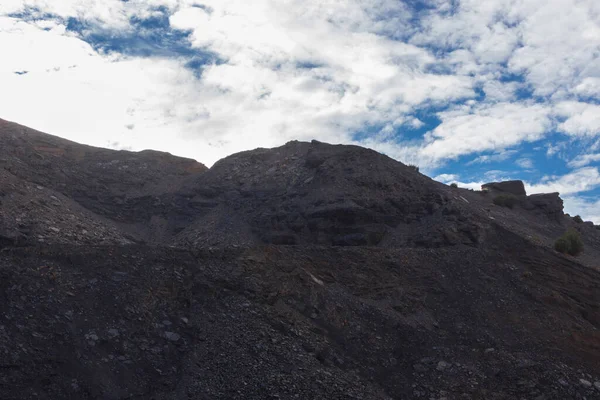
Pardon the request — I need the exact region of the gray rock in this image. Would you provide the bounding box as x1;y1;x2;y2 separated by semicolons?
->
580;379;592;387
107;329;119;338
436;361;450;371
164;332;180;342
413;363;427;372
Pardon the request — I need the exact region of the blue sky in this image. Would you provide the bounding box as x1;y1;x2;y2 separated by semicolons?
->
1;0;600;220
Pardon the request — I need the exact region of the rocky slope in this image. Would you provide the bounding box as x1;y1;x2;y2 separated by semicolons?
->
0;118;207;245
1;118;600;399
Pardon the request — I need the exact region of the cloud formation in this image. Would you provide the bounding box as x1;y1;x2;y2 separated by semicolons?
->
562;196;600;223
1;0;600;218
526;167;600;196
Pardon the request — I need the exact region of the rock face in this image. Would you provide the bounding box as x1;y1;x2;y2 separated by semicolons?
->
523;192;564;219
2;118;600;400
482;180;527;196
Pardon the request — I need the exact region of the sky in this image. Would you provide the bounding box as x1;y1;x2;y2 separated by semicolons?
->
1;0;600;221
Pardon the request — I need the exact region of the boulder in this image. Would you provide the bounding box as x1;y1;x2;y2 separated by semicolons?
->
482;180;527;196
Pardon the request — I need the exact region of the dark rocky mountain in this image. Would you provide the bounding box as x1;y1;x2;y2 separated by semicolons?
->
2;117;600;399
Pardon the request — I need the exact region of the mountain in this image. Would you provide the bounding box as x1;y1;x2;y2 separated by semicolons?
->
1;117;600;399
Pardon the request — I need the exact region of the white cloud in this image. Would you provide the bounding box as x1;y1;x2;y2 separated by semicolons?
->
0;1;480;166
167;0;476;158
483;170;510;180
546;141;569;158
412;1;519;67
574;78;600;98
0;16;226;161
433;173;484;190
0;0;599;171
415;0;600;100
452;181;486;190
0;0;174;30
568;153;600;168
555;102;600;137
421;102;552;161
434;173;459;182
354;138;432;171
467;149;518;165
562;196;600;224
408;118;424;129
434;168;517;189
0;17;95;74
516;158;534;169
481;80;519;102
526;167;600;195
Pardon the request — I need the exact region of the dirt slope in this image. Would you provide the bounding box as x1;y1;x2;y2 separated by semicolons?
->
2;241;600;399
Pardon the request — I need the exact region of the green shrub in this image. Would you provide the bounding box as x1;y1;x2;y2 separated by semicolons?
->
554;237;570;254
573;215;583;223
493;194;518;209
450;183;458;188
554;229;584;256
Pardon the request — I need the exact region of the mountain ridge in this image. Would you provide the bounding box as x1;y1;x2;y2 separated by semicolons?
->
2;118;600;399
1;117;582;253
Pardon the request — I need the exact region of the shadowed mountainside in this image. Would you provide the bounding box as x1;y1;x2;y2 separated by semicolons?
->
1;118;600;399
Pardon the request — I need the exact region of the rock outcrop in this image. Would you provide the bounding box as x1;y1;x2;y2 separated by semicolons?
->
482;180;564;220
482;180;527;196
522;192;564;219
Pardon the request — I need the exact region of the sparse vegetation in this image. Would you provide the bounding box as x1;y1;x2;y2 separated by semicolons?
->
554;228;584;256
573;215;583;223
493;194;518;209
450;182;458;188
408;164;419;173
